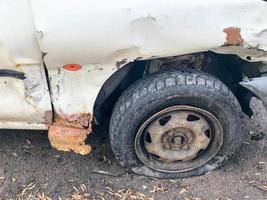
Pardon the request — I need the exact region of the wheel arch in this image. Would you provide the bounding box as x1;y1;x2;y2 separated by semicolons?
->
93;60;146;124
93;51;263;124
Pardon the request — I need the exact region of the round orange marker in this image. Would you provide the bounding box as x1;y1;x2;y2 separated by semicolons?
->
63;64;81;71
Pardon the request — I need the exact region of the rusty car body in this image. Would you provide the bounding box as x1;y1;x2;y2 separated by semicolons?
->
0;0;267;178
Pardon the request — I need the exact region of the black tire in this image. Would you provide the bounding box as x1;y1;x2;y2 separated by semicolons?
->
109;70;243;178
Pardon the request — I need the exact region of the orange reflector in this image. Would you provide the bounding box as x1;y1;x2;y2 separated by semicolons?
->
63;64;81;71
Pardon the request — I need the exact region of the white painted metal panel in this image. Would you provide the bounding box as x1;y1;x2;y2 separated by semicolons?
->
31;0;267;68
30;0;267;118
0;64;52;129
0;0;266;128
49;65;115;115
0;0;52;129
0;0;41;66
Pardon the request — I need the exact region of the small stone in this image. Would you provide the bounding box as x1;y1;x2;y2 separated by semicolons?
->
143;185;147;190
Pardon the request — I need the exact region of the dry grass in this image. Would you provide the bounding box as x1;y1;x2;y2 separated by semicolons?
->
6;182;156;200
5;179;265;200
14;182;52;200
105;187;154;200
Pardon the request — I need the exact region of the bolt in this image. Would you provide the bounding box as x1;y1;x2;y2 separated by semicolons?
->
173;136;183;145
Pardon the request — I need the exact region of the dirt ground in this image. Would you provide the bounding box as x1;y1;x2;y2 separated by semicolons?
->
0;98;266;200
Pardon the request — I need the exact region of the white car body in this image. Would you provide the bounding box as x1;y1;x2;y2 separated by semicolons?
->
0;0;267;153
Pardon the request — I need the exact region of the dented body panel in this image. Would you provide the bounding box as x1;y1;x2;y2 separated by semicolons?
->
0;64;52;129
31;0;267;67
0;0;267;153
29;0;267;120
0;0;52;129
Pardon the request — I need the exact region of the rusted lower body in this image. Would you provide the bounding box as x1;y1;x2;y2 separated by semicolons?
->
48;113;92;155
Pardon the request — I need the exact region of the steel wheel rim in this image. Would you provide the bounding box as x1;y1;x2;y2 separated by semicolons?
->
134;105;223;173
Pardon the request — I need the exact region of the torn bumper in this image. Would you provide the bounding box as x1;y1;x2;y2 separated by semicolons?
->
240;77;267;110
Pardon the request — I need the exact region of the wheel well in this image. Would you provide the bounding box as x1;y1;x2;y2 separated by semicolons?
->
93;51;262;124
93;60;146;124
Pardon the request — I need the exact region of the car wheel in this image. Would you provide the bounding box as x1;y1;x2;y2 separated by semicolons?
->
109;70;243;178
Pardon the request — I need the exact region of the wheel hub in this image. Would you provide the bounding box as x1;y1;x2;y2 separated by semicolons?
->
162;128;193;150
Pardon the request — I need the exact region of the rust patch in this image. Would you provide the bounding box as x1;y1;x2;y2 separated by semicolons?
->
48;125;91;155
55;113;91;129
44;110;53;124
48;113;92;155
223;27;243;46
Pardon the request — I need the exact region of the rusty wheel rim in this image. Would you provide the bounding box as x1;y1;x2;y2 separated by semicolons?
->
134;105;223;173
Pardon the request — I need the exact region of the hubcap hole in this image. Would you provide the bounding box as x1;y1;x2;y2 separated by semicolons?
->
151;153;160;159
187;114;200;121
204;129;211;138
145;132;152;143
159;115;171;126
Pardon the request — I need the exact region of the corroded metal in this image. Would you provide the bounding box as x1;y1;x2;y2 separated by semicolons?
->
48;113;92;155
223;27;244;46
55;113;91;129
48;124;92;155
